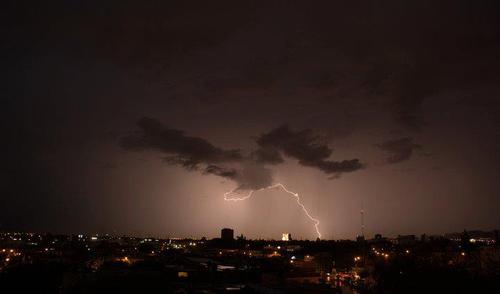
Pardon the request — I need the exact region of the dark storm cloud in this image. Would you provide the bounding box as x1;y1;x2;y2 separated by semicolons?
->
121;117;275;190
121;119;364;188
385;2;500;132
251;147;284;165
203;165;238;179
256;125;364;176
203;59;277;93
121;117;242;167
232;163;274;191
121;117;245;181
377;137;421;164
390;65;435;132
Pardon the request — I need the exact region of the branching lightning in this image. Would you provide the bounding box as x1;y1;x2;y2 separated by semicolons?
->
224;183;322;239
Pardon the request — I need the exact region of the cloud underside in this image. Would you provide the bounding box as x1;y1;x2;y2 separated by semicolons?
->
376;137;421;164
255;125;364;177
121;118;364;189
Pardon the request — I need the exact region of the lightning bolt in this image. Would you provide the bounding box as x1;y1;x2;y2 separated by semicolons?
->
224;183;322;239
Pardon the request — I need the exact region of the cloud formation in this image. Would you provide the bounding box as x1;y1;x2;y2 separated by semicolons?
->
121;119;365;190
376;137;421;164
256;125;364;177
122;117;242;163
251;147;284;165
121;117;276;190
121;117;242;177
232;163;274;191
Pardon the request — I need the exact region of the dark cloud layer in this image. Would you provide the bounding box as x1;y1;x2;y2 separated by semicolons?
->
251;147;284;165
232;163;274;191
122;119;364;188
203;165;238;179
257;126;364;176
122;117;242;163
121;117;276;190
121;117;242;178
377;138;422;164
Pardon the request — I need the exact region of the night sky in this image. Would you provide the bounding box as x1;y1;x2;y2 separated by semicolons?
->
2;1;500;239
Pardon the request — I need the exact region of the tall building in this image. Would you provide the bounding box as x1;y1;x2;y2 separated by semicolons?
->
282;233;291;241
221;228;234;241
397;234;416;246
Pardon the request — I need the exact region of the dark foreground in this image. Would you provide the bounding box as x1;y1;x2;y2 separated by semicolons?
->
1;231;499;293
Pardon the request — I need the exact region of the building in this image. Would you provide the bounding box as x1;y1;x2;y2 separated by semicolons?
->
282;233;291;241
221;228;234;241
397;235;416;246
